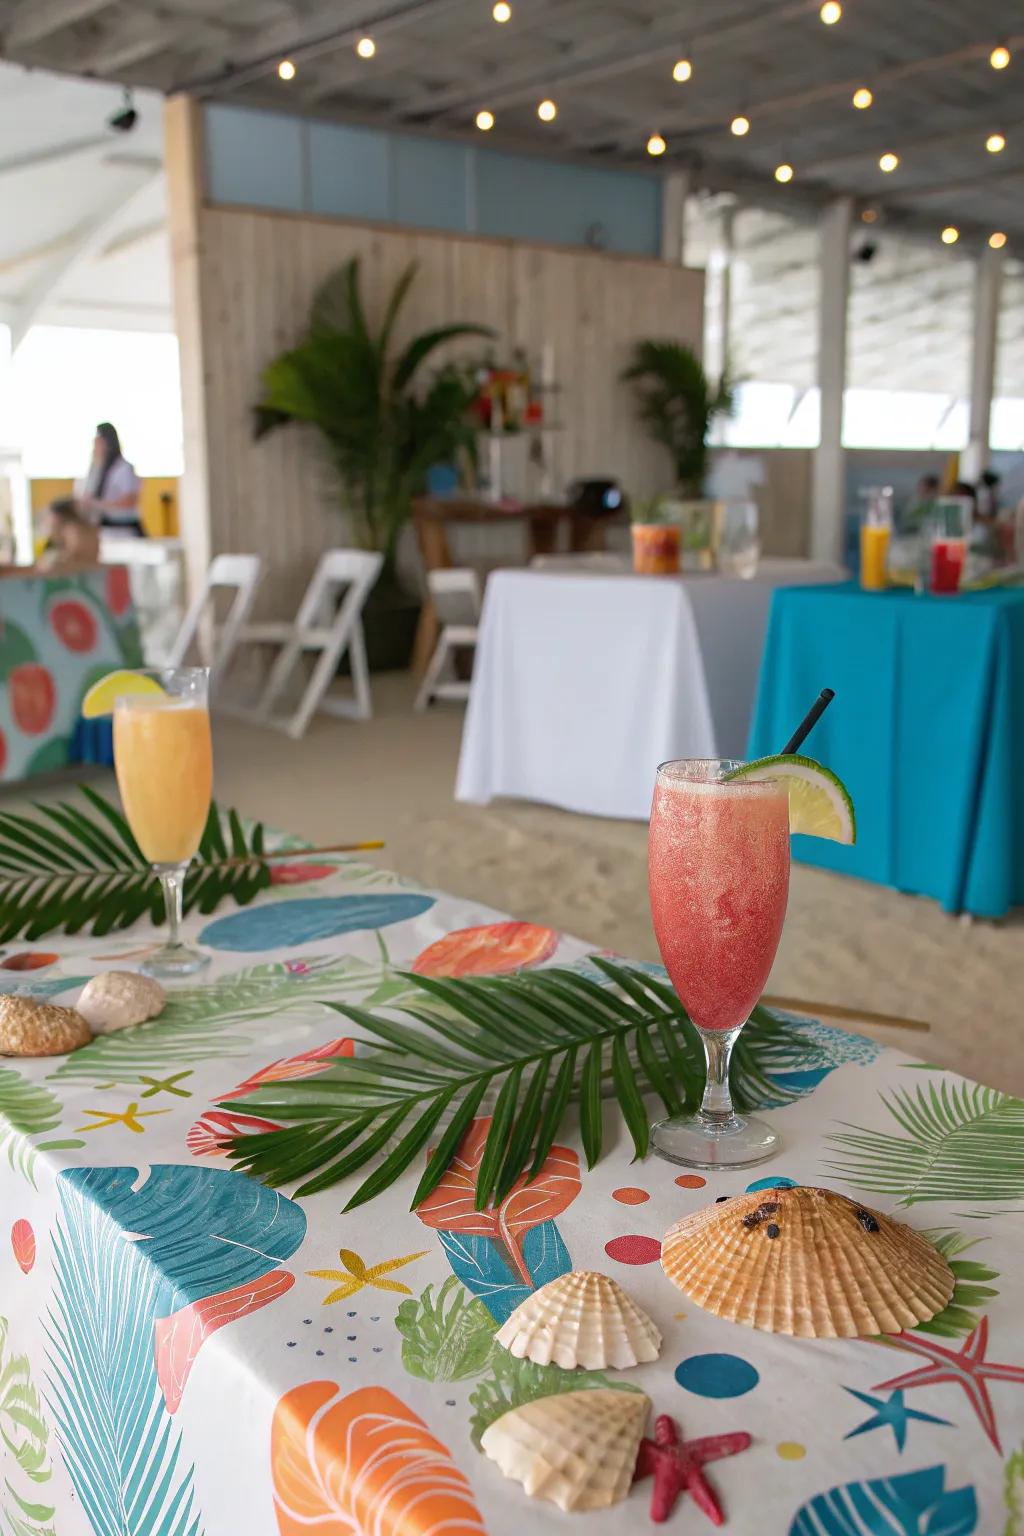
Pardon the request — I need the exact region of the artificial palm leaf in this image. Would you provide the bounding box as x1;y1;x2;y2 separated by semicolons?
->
915;1229;1000;1338
224;958;807;1207
0;786;272;942
826;1080;1024;1206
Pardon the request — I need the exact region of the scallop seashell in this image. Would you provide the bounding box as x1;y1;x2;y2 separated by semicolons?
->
661;1185;955;1339
480;1388;649;1511
495;1269;661;1369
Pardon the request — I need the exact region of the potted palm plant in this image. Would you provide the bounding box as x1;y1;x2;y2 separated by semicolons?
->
254;258;491;668
621;341;733;572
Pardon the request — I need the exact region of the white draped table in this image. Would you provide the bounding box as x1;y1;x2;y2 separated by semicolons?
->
456;559;844;819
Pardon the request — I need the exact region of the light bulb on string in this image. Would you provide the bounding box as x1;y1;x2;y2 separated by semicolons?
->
730;114;750;136
775;163;794;182
941;226;959;245
852;87;873;109
356;36;376;57
989;232;1007;249
537;99;557;122
673;58;692;82
990;44;1011;69
986;132;1006;153
647;133;667;156
879;151;899;173
277;58;296;80
820;1;842;23
493;1;512;20
476;109;495;131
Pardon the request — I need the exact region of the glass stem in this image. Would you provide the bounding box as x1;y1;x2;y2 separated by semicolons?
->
157;864;187;950
698;1027;741;1121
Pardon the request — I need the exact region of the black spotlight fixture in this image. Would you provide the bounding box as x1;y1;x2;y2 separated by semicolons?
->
853;238;878;264
108;88;138;133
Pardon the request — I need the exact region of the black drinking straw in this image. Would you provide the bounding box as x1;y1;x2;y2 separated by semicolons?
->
781;688;835;755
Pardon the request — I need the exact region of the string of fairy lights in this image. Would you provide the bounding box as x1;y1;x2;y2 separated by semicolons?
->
271;2;1014;250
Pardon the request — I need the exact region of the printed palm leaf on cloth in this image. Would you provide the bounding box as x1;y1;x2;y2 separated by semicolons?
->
0;1067;71;1185
826;1080;1024;1206
223;958;816;1206
395;1277;498;1382
0;786;272;942
789;1463;977;1535
0;1316;57;1536
49;953;385;1087
45;1164;305;1536
914;1231;1000;1339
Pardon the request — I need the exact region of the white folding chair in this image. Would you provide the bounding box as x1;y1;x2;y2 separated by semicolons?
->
414;568;481;711
166;553;263;691
238;549;382;738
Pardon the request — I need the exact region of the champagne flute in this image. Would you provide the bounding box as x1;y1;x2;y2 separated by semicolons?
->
648;758;790;1167
113;667;213;978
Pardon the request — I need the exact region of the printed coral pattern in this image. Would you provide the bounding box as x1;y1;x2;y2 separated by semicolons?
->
0;570;142;782
0;849;1018;1532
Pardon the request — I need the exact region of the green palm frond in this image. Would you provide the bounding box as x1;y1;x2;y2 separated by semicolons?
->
826;1080;1024;1206
914;1229;1000;1338
0;787;272;943
225;958;805;1208
621;339;734;495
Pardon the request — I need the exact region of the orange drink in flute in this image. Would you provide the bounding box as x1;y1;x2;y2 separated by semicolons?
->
114;668;213;977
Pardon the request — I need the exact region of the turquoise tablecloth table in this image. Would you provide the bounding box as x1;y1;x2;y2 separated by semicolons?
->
747;581;1024;916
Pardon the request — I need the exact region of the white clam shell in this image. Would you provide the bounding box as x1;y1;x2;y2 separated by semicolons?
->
494;1269;662;1370
76;971;166;1033
480;1388;649;1512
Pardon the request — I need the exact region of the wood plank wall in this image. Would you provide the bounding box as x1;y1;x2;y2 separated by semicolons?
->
192;203;705;613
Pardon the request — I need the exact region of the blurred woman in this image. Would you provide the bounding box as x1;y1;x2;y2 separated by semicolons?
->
76;422;144;536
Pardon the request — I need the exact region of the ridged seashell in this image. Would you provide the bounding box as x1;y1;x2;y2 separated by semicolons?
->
661;1185;955;1339
480;1389;649;1511
0;996;91;1056
494;1270;661;1369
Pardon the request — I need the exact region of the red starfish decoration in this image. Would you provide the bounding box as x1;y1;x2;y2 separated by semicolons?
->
633;1413;751;1526
873;1315;1024;1454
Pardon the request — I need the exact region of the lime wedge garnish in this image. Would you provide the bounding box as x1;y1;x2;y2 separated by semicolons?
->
81;670;165;719
727;754;856;844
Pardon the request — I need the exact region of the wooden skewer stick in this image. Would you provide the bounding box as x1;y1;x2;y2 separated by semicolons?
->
762;993;930;1033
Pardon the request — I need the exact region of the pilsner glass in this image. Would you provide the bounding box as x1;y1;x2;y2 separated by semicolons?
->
113;668;213;978
648;759;790;1167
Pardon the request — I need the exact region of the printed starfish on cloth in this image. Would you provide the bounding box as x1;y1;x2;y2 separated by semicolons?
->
76;1102;170;1134
307;1247;428;1305
633;1413;751;1526
842;1386;951;1452
873;1315;1024;1453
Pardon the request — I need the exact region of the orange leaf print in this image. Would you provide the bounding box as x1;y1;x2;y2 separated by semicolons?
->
272;1381;488;1536
220;1037;355;1102
411;922;558;977
416;1117;580;1285
155;1269;295;1411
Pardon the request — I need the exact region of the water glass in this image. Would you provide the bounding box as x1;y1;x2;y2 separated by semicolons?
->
717;500;760;579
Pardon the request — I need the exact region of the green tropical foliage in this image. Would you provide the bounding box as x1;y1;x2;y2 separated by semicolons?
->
224;959;809;1206
396;1278;498;1382
0;787;272;943
254;257;491;564
0;1317;56;1536
621;340;733;495
826;1080;1024;1206
915;1229;1000;1338
0;1068;65;1185
469;1348;640;1450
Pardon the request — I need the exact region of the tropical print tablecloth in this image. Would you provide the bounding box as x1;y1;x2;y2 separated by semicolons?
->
0;852;1021;1536
0;568;142;782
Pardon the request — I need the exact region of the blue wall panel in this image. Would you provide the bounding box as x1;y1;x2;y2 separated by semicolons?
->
203;104;661;257
393;136;471;234
308;121;391;222
205;104;305;212
474;152;661;255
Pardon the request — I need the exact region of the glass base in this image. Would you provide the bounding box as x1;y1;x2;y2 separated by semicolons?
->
651;1109;780;1169
140;942;210;980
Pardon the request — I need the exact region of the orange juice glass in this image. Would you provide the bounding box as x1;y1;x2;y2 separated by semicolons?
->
632;523;681;575
859;487;893;591
114;668;213;977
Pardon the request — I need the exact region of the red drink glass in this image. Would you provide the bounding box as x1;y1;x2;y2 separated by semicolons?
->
929;538;965;594
648;758;790;1167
